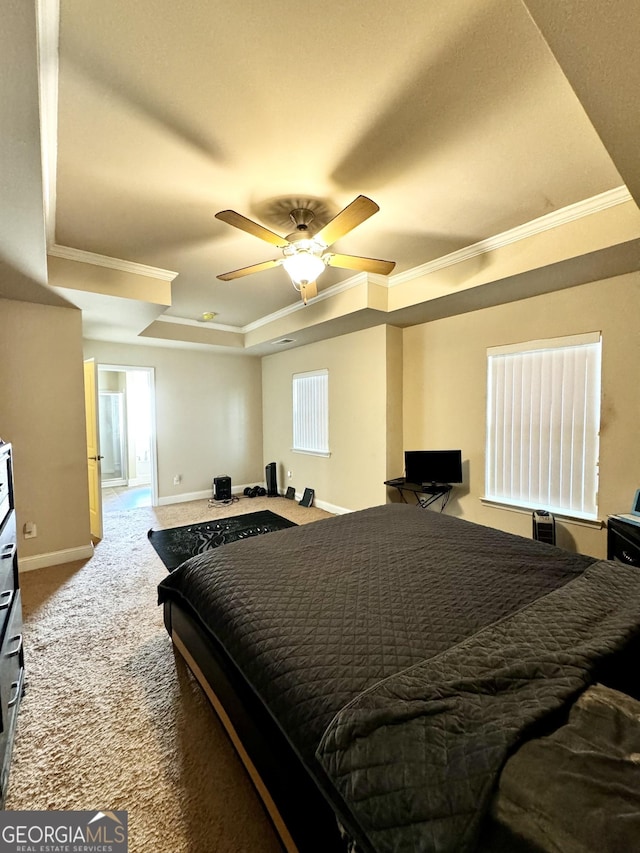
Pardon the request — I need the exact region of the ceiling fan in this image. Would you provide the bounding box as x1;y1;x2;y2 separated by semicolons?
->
215;195;396;304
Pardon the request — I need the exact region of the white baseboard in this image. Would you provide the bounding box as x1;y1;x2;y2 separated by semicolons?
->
313;498;351;515
232;483;258;496
19;542;95;572
157;489;212;506
157;485;351;515
157;483;256;506
283;491;351;515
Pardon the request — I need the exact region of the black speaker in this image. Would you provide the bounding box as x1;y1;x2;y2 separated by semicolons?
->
213;475;232;501
265;462;278;497
299;487;314;507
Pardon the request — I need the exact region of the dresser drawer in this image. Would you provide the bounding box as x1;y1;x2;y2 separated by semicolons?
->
0;448;12;531
0;513;17;641
0;592;23;725
0;446;20;805
0;591;23;802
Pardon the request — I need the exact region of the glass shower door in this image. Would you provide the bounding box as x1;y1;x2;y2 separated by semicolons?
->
99;391;127;486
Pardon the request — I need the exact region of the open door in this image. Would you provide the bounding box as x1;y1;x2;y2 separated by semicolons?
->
84;358;103;540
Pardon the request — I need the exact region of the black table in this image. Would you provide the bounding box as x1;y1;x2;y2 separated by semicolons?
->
384;478;452;510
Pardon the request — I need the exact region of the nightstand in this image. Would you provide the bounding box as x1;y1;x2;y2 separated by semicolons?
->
607;516;640;566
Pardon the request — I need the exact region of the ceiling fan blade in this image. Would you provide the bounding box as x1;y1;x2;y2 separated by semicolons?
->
327;253;396;275
217;259;281;281
314;196;380;247
299;281;318;305
215;210;288;247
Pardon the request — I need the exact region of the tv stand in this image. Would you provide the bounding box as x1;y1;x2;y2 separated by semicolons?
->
384;478;452;510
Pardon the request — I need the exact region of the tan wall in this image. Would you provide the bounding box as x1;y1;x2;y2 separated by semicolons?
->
261;325;402;512
0;299;91;558
48;256;172;305
385;325;404;479
98;371;122;392
402;272;640;557
0;1;47;291
83;341;264;498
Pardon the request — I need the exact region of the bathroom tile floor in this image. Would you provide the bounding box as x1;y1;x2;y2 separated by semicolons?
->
102;484;152;511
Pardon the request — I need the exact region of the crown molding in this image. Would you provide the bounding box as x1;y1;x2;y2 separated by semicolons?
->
155;315;240;333
36;0;60;247
48;244;179;281
243;272;367;333
155;271;370;336
389;185;633;286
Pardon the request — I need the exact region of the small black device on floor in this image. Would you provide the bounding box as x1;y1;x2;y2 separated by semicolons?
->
532;509;556;545
299;487;314;508
285;486;295;500
213;475;232;501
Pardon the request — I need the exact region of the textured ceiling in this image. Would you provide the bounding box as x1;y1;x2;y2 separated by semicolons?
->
44;0;636;345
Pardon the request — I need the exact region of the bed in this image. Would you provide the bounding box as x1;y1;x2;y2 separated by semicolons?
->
157;503;640;853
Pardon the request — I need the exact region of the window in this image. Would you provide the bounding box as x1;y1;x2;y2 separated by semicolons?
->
485;332;601;519
292;369;329;456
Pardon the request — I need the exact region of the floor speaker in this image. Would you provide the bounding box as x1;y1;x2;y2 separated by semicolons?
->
299;487;314;507
213;475;232;501
265;462;278;497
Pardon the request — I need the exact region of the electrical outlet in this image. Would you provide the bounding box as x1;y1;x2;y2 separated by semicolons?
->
287;470;292;479
173;474;181;485
24;521;37;539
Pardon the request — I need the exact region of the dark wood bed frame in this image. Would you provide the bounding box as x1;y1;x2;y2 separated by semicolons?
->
163;600;374;853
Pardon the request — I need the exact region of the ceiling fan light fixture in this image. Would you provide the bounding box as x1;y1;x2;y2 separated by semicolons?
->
215;195;394;305
281;239;327;287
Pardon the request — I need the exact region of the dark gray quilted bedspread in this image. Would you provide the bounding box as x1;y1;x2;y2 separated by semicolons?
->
158;504;595;765
316;558;640;852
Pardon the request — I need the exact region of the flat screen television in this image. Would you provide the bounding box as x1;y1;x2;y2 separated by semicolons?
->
404;449;463;485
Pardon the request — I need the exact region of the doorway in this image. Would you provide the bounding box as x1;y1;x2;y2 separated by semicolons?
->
97;365;157;511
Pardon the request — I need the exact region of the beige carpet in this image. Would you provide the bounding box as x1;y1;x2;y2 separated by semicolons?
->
7;495;333;852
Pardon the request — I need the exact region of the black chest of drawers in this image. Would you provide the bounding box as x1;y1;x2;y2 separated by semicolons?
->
607;515;640;567
0;443;24;804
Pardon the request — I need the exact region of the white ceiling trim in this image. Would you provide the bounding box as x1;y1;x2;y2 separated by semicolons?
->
36;0;60;247
48;181;631;334
156;271;369;336
388;185;633;286
155;315;241;333
243;272;368;334
48;244;179;281
51;183;631;317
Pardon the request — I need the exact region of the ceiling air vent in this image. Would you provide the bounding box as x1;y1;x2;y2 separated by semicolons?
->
272;338;296;345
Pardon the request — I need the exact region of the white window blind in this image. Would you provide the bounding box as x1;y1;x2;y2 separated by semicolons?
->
485;332;601;519
292;369;329;455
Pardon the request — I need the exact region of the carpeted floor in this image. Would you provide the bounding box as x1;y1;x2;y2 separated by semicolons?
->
6;495;332;852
